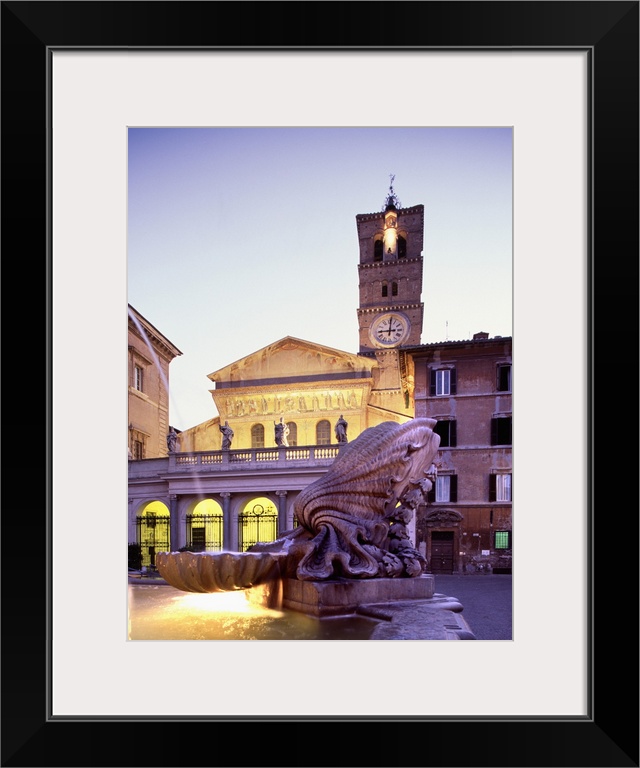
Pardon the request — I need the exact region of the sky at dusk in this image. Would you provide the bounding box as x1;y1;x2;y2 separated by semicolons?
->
128;127;513;430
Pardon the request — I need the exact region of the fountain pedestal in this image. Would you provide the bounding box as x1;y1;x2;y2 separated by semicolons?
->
278;574;437;616
246;574;476;639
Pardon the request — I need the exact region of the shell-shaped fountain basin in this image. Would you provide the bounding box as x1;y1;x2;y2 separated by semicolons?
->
155;551;282;593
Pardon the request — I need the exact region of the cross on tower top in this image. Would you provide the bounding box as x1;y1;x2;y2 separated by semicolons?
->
383;174;401;211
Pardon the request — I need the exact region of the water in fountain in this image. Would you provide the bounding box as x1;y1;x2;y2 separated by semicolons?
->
128;583;379;641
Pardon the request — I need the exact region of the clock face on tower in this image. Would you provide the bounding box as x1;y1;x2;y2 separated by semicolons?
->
369;312;411;348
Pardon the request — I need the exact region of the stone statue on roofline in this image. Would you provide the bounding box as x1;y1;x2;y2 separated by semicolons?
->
166;427;178;453
274;416;289;447
335;414;348;443
219;420;234;450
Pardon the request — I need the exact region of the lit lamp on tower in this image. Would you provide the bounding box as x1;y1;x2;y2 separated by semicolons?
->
383;184;398;257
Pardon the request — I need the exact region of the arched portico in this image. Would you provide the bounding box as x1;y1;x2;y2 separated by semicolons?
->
232;494;279;551
128;449;339;557
130;499;171;568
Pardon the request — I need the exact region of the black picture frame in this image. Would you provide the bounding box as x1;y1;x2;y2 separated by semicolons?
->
2;2;638;767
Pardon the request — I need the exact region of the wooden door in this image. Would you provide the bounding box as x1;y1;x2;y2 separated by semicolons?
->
430;531;454;573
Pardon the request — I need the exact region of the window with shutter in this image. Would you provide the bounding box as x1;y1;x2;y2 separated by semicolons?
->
435;475;450;502
491;417;512;445
496;473;512;501
489;473;512;502
434;420;457;448
431;368;456;396
433;475;457;502
449;474;458;502
497;364;512;392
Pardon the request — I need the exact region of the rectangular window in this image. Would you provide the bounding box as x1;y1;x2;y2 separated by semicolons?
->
430;368;457;396
495;530;512;549
133;440;143;460
436;369;450;395
496;473;512;502
435;475;449;502
491;416;512;445
433;474;458;503
134;365;144;392
434;420;457;448
489;473;512;502
497;364;512;392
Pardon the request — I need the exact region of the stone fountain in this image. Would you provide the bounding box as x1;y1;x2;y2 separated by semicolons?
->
156;419;476;639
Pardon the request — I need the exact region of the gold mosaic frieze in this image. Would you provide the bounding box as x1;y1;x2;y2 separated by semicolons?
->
219;388;362;419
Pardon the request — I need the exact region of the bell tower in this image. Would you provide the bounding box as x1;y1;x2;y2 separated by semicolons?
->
356;178;424;353
356;178;425;414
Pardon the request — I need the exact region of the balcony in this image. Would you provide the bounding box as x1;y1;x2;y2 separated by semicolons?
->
128;444;341;479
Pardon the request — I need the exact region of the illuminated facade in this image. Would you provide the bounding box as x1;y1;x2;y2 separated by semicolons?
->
179;337;375;452
127;304;182;460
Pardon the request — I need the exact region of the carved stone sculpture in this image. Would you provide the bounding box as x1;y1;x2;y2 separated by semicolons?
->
166;427;178;453
252;418;440;581
155;551;280;593
274;416;289;446
157;419;441;593
219;420;234;450
334;414;348;443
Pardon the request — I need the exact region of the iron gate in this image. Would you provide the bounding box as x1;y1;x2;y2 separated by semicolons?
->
186;513;224;551
237;503;278;551
136;515;171;567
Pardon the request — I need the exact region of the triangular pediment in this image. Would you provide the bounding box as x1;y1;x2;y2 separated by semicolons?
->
208;336;376;385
